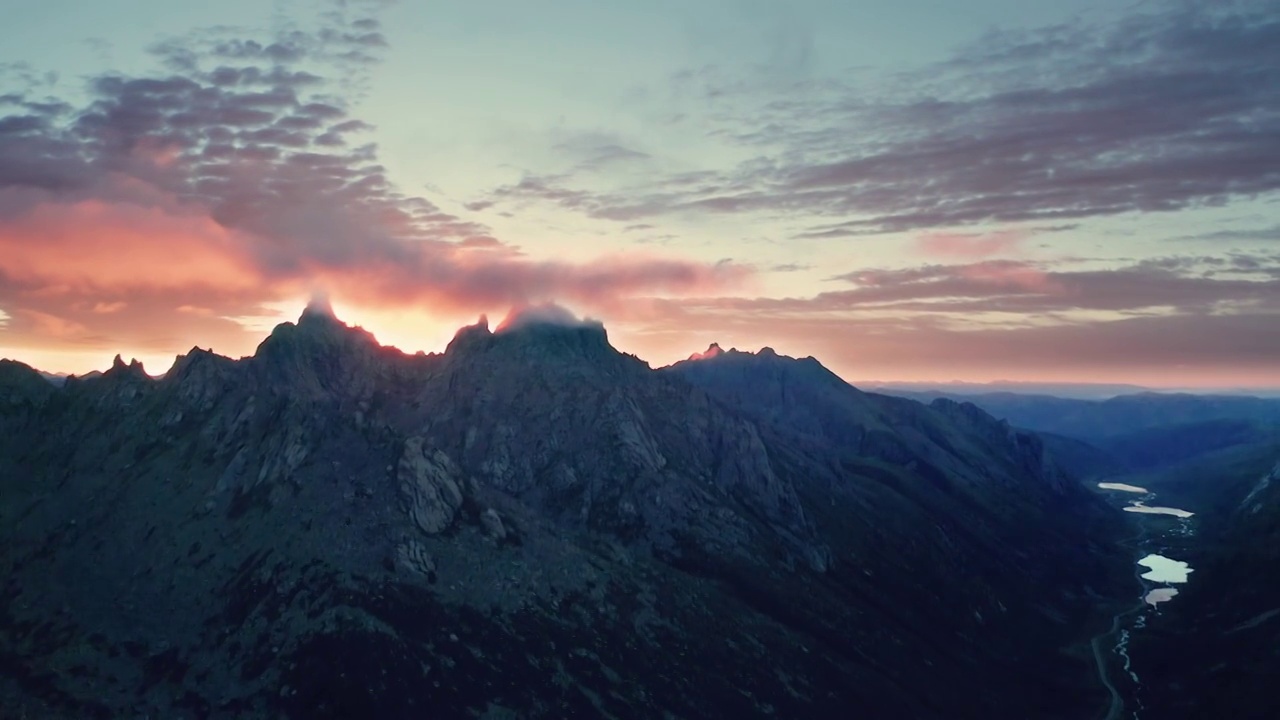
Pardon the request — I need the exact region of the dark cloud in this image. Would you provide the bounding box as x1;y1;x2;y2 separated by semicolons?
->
477;1;1280;236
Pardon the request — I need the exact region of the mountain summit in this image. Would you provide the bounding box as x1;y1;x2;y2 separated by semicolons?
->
0;307;1133;719
300;291;337;322
687;342;725;361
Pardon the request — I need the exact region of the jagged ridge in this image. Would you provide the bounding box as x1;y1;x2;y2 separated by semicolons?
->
0;305;1133;719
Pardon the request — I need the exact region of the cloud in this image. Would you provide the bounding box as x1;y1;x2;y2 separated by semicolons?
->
916;230;1028;258
15;310;91;341
476;1;1280;236
0;201;262;292
494;302;600;333
91;301;127;314
616;252;1280;385
550;131;652;171
810;257;1280;316
1176;224;1280;243
0;3;747;363
787;311;1280;383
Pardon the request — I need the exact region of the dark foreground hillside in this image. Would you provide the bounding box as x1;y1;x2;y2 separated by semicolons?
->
1123;447;1280;720
0;305;1132;719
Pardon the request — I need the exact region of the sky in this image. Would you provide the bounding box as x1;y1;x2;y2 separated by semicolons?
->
0;0;1278;388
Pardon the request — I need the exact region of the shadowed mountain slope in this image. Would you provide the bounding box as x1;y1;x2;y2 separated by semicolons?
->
0;308;1132;719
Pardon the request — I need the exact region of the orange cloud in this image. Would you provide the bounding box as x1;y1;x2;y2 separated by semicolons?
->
0;192;750;373
0;199;262;294
17;310;89;340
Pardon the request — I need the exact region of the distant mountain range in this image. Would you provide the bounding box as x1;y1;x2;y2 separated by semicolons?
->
880;389;1280;438
863;380;1280;400
874;387;1280;477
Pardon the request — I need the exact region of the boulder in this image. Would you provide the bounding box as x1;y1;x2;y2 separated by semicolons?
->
398;436;465;534
479;508;507;540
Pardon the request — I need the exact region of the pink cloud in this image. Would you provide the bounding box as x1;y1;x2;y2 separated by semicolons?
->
0;18;753;368
916;230;1029;259
17;310;89;340
0;198;263;294
954;260;1064;293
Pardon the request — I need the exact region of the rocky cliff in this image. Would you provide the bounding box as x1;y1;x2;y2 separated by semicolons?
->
0;305;1132;719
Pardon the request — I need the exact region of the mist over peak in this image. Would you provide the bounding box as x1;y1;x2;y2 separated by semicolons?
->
299;291;337;324
495;303;602;334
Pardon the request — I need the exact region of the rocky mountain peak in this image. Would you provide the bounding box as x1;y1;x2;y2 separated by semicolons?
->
298;291;337;325
679;344;817;369
448;303;618;366
248;303;387;397
258;302;377;355
168;346;217;376
104;354;149;380
444;315;492;355
688;342;724;361
494;302;584;332
669;342;848;391
165;347;239;408
0;358;54;407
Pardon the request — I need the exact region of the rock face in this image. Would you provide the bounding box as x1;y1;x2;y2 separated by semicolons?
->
395;540;437;578
398;437;466;534
0;306;1134;720
478;508;507;540
1239;459;1280;514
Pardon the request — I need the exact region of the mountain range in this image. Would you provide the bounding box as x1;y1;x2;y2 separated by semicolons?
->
1;302;1263;718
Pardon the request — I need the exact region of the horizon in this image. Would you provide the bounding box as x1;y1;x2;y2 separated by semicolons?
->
6;300;1279;397
2;1;1278;389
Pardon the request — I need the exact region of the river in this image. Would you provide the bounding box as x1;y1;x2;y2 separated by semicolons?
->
1091;483;1196;720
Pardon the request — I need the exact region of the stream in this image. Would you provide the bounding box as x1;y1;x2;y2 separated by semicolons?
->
1091;483;1196;720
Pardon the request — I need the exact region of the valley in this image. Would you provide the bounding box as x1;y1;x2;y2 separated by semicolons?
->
914;386;1278;719
1091;484;1197;720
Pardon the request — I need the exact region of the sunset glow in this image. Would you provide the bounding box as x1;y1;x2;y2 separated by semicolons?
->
2;0;1278;389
